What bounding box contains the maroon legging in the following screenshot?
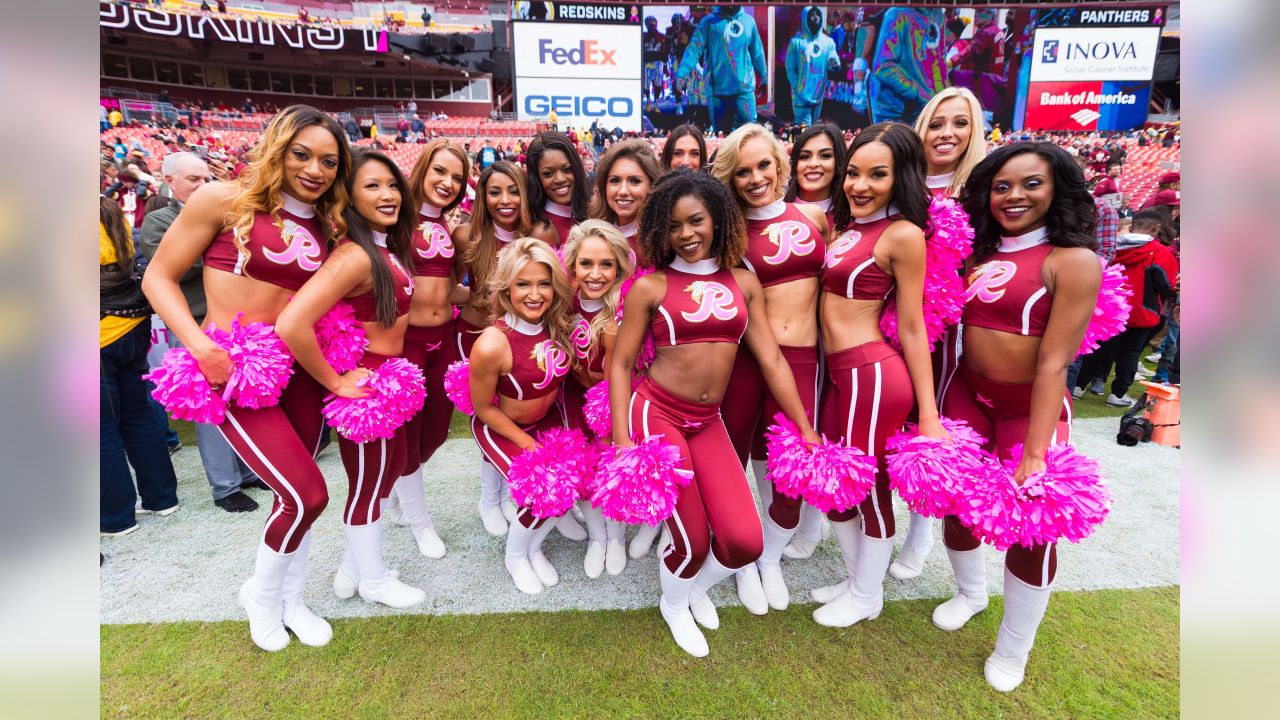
[940,363,1073,587]
[628,376,763,579]
[470,403,569,530]
[399,322,457,475]
[455,314,485,360]
[218,364,328,554]
[818,341,915,538]
[719,345,820,530]
[338,352,407,527]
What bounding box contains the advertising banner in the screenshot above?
[513,18,642,131]
[1030,27,1161,82]
[100,1,387,53]
[1023,80,1151,131]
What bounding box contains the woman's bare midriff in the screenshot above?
[820,293,887,353]
[646,343,739,405]
[361,315,410,357]
[960,326,1043,383]
[202,267,294,329]
[498,393,561,426]
[762,277,820,347]
[408,275,454,328]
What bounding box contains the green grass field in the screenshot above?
[101,586,1178,719]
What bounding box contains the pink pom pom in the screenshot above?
[145,348,226,424]
[323,358,426,443]
[1077,260,1133,358]
[886,418,990,519]
[313,301,367,374]
[591,436,691,526]
[880,197,973,351]
[443,360,475,415]
[955,443,1112,551]
[583,381,612,438]
[219,317,293,409]
[507,427,597,518]
[763,414,876,513]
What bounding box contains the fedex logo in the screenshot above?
[538,39,617,66]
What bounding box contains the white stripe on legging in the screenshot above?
[363,438,388,525]
[481,423,513,469]
[345,439,367,526]
[866,363,885,536]
[222,409,304,553]
[1041,543,1053,587]
[844,367,859,449]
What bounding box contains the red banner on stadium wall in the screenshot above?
[1024,80,1151,131]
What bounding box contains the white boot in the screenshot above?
[395,467,447,558]
[504,520,544,595]
[604,519,627,576]
[529,520,560,587]
[381,493,407,527]
[280,531,332,647]
[785,503,825,559]
[346,523,426,609]
[689,552,740,631]
[812,518,860,603]
[239,542,292,652]
[750,458,772,511]
[629,523,661,559]
[659,562,708,657]
[582,504,607,579]
[554,513,588,542]
[889,512,935,580]
[757,515,795,611]
[333,556,398,599]
[933,547,990,631]
[985,569,1053,692]
[478,463,509,535]
[735,563,769,615]
[498,479,519,524]
[813,533,893,628]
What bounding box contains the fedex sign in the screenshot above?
[539,39,617,66]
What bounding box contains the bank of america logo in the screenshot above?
[1071,109,1101,126]
[1041,40,1059,63]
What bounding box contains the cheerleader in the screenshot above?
[469,238,577,595]
[711,124,829,613]
[610,170,820,657]
[142,106,350,651]
[560,221,635,577]
[784,122,845,229]
[526,131,590,245]
[381,139,470,560]
[454,162,561,537]
[888,87,988,582]
[937,142,1100,692]
[660,123,707,173]
[276,150,425,609]
[586,138,667,561]
[810,122,947,628]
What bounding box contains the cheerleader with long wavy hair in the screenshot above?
[142,105,351,652]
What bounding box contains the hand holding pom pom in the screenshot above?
[764,414,876,514]
[886,417,990,519]
[591,436,691,526]
[322,357,425,443]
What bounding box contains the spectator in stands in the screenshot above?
[344,117,360,142]
[1074,210,1179,405]
[298,6,310,24]
[200,1,212,13]
[1092,162,1123,210]
[101,197,180,536]
[140,153,266,512]
[242,98,255,114]
[100,105,110,133]
[397,115,410,142]
[411,114,424,142]
[113,138,128,163]
[478,140,497,171]
[217,0,227,13]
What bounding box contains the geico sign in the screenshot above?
[524,95,634,117]
[538,39,617,66]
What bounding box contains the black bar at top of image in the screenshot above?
[509,2,640,25]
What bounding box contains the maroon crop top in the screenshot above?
[544,200,575,247]
[963,227,1053,337]
[570,294,607,374]
[203,194,328,292]
[411,203,455,278]
[793,196,834,233]
[495,313,571,400]
[820,206,899,301]
[341,232,415,322]
[742,200,824,287]
[651,258,748,348]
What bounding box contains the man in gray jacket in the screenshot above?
[141,152,265,513]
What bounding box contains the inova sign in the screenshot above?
[1030,27,1160,82]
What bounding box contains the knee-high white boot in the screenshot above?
[985,569,1053,692]
[735,562,769,616]
[581,503,607,579]
[395,466,446,558]
[932,546,989,631]
[889,512,935,580]
[239,542,293,652]
[478,462,508,536]
[629,522,661,559]
[529,518,560,587]
[812,530,893,628]
[785,502,826,559]
[750,458,772,511]
[604,518,627,576]
[346,523,426,609]
[504,520,544,595]
[554,509,588,541]
[280,530,332,647]
[811,518,860,603]
[756,515,795,611]
[659,562,708,657]
[688,552,742,630]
